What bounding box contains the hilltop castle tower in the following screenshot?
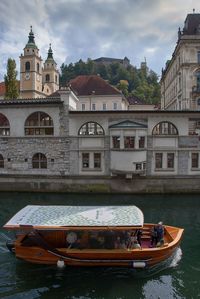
[20,27,59,98]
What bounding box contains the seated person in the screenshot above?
[132,240,141,249]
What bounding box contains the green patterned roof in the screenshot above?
[4,205,144,228]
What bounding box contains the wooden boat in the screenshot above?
[3,205,184,268]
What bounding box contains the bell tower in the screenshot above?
[42,44,59,95]
[20,26,43,98]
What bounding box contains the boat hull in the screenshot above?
[13,225,184,268]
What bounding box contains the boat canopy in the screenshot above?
[3,205,144,230]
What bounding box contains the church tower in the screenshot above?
[20,26,43,98]
[42,44,59,95]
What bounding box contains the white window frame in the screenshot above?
[102,103,107,111]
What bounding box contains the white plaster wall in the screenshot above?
[79,137,104,148]
[0,106,60,136]
[111,151,146,172]
[77,95,127,111]
[153,137,178,148]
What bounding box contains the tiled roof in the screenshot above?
[127,95,149,105]
[0,97,62,105]
[69,75,121,96]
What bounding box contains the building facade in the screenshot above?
[1,89,200,183]
[161,13,200,111]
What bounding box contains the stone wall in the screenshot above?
[0,174,200,193]
[0,137,70,175]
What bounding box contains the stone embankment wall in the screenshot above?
[0,175,200,193]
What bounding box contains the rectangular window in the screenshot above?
[192,153,199,168]
[136,163,142,170]
[92,103,96,111]
[167,153,174,168]
[155,153,163,169]
[198,51,200,64]
[103,103,106,110]
[113,103,117,110]
[0,158,4,168]
[139,136,145,148]
[112,136,120,149]
[82,104,85,111]
[94,153,101,168]
[124,136,135,149]
[82,153,89,168]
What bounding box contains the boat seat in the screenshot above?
[141,234,151,240]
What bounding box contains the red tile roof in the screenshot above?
[127,95,148,105]
[69,75,121,96]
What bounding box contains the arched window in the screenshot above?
[0,154,4,168]
[32,153,47,169]
[152,121,178,135]
[25,112,54,135]
[37,63,40,73]
[196,71,200,89]
[0,113,10,136]
[25,61,30,71]
[78,122,105,135]
[46,74,50,82]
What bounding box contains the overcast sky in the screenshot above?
[0,0,199,81]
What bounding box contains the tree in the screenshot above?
[4,58,19,99]
[117,80,129,97]
[59,58,161,104]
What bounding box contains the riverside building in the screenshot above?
[1,22,200,193]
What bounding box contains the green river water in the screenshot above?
[0,192,199,299]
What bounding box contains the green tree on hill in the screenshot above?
[60,58,161,104]
[4,58,19,99]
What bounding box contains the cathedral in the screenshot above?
[19,26,59,98]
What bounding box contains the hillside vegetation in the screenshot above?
[60,59,161,104]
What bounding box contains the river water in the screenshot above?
[0,192,199,299]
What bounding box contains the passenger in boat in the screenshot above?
[97,232,105,248]
[132,240,141,249]
[135,229,142,246]
[104,230,115,249]
[150,226,158,247]
[89,231,100,249]
[79,231,89,249]
[127,232,137,249]
[156,222,164,246]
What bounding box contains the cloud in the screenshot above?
[0,0,199,81]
